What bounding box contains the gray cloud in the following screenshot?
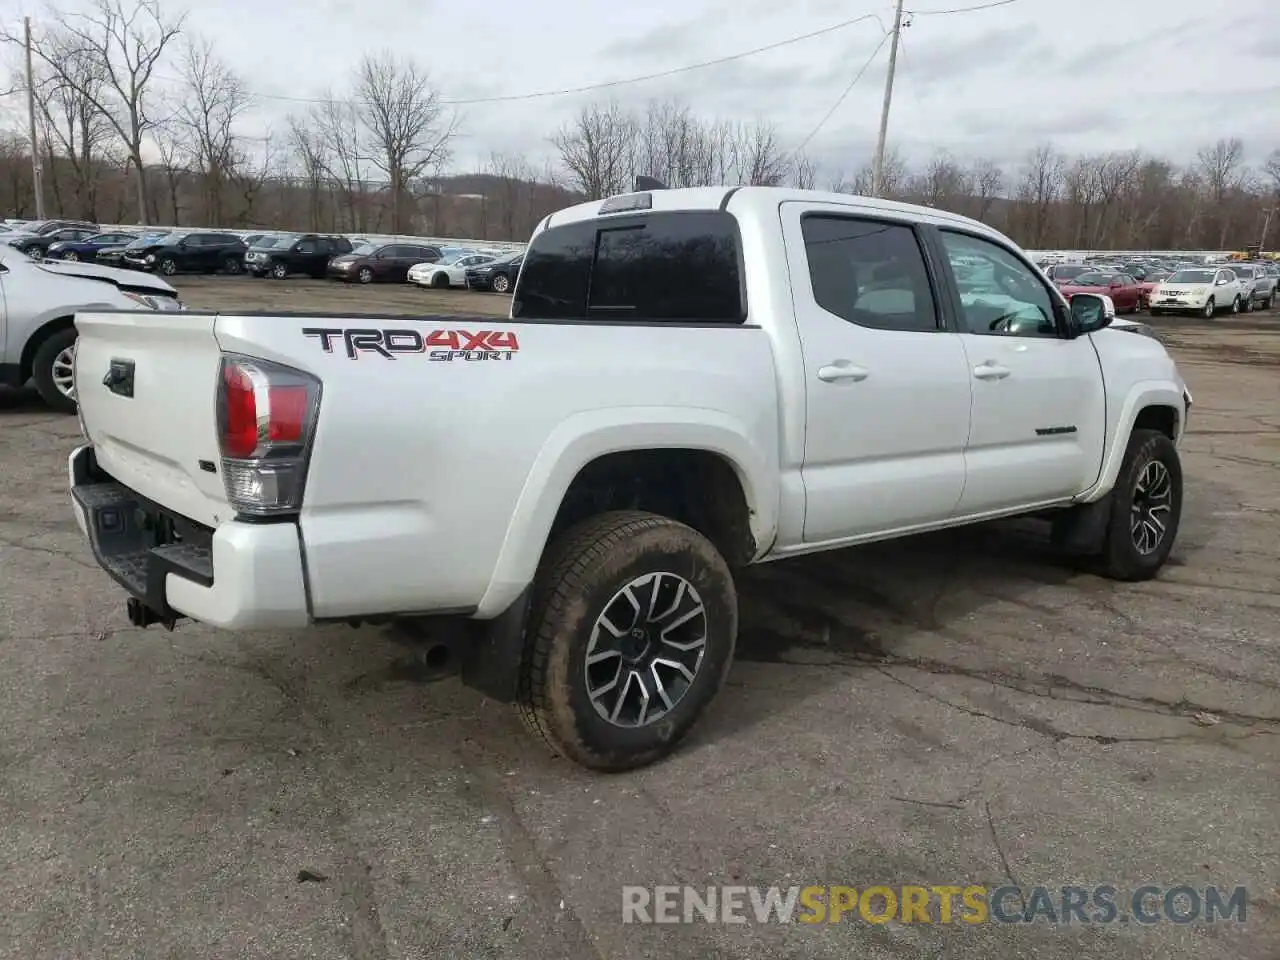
[42,0,1276,179]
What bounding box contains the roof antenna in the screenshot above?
[634,176,666,191]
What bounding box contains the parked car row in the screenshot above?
[12,224,525,296]
[1037,255,1279,317]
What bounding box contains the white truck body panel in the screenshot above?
[70,186,1190,631]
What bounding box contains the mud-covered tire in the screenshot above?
[1097,429,1182,581]
[31,326,79,414]
[516,510,738,772]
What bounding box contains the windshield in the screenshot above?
[1232,267,1253,278]
[437,251,466,265]
[1071,272,1113,286]
[1168,270,1214,283]
[127,233,168,248]
[1052,265,1089,279]
[253,235,296,249]
[347,243,376,256]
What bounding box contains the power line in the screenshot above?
[793,30,891,156]
[907,0,1019,15]
[5,13,885,108]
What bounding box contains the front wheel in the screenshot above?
[430,272,449,289]
[491,273,511,294]
[1202,297,1215,318]
[516,510,738,772]
[1149,308,1164,317]
[63,251,80,262]
[357,266,373,284]
[1097,429,1183,581]
[158,258,178,276]
[1231,295,1242,314]
[31,327,79,414]
[270,263,288,279]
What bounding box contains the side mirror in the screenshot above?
[1070,293,1115,334]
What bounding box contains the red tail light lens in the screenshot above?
[221,364,259,458]
[216,355,321,517]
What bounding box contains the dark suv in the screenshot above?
[326,242,442,283]
[246,233,354,278]
[123,231,248,276]
[465,252,524,293]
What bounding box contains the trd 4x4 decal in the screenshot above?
[302,327,519,361]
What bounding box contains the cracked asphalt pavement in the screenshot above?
[1,279,1277,959]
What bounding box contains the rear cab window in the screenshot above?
[513,210,745,323]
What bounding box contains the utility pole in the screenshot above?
[1259,205,1275,254]
[871,0,906,198]
[24,17,45,220]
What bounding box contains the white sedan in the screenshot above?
[408,253,496,289]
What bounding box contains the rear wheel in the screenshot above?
[222,256,242,275]
[516,510,738,772]
[31,327,79,414]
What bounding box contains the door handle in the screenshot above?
[973,362,1011,380]
[817,362,869,383]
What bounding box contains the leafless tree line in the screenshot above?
[1,0,1278,250]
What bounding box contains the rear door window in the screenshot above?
[514,210,745,322]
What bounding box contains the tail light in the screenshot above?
[216,354,322,518]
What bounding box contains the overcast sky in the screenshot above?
[9,0,1280,180]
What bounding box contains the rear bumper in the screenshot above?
[69,444,310,630]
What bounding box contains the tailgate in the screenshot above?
[74,311,231,528]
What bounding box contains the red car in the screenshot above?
[1057,270,1144,313]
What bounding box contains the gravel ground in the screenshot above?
[0,278,1277,960]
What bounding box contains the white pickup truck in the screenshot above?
[68,186,1192,771]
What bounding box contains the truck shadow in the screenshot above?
[0,387,48,413]
[690,474,1228,749]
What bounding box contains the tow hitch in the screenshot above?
[126,596,180,630]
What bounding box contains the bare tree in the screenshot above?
[287,115,331,231]
[150,117,188,223]
[311,96,371,231]
[1265,148,1280,196]
[553,102,635,200]
[969,158,1003,222]
[790,151,817,190]
[20,0,184,223]
[729,121,788,186]
[912,150,973,211]
[354,51,457,233]
[174,34,249,226]
[1014,143,1065,248]
[30,36,115,219]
